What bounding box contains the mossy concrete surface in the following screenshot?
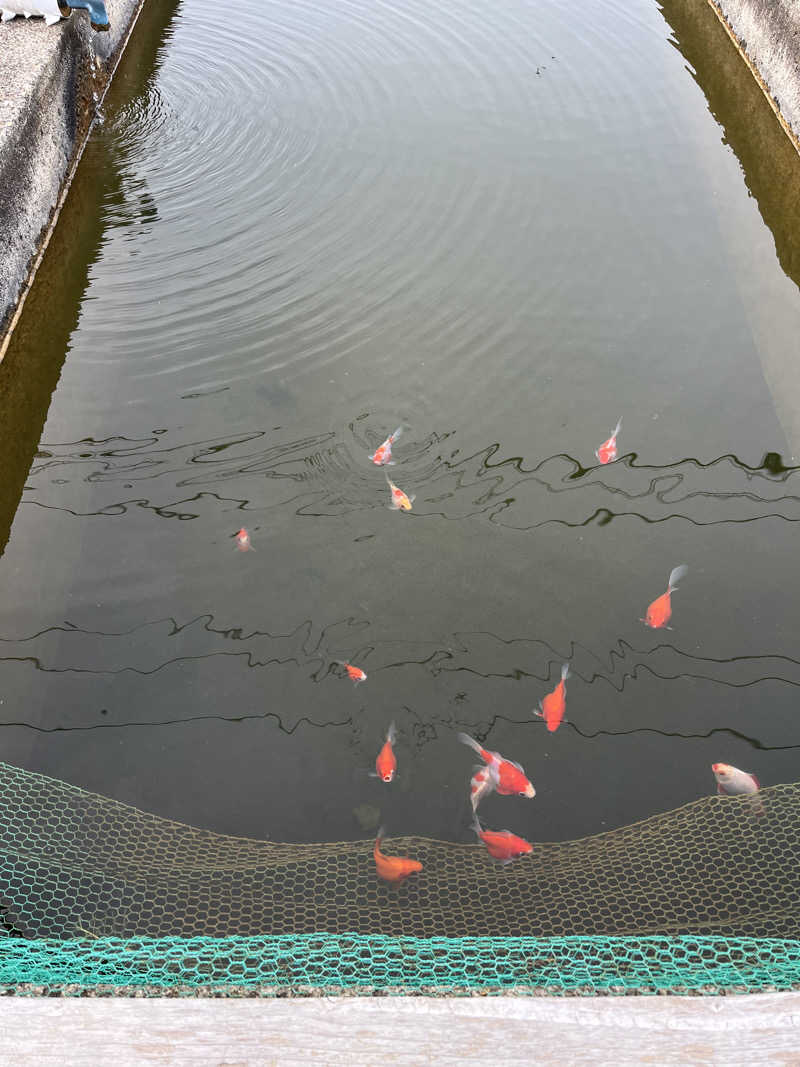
[0,0,142,342]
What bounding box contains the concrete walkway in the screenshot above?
[2,993,800,1065]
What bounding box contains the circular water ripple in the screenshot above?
[83,0,678,392]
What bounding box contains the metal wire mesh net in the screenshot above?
[0,763,797,994]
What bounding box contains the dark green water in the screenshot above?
[0,0,799,850]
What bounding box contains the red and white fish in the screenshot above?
[374,828,423,883]
[642,565,688,629]
[712,762,764,816]
[595,418,622,465]
[336,661,367,685]
[534,663,570,733]
[374,722,397,783]
[472,816,532,863]
[370,426,403,466]
[234,527,253,551]
[458,733,535,798]
[386,475,415,512]
[469,763,498,812]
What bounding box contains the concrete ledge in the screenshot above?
[0,0,143,343]
[2,993,800,1064]
[709,0,800,154]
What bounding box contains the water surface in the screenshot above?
[0,0,799,857]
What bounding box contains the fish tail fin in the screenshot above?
[390,426,404,442]
[375,826,385,846]
[387,721,396,744]
[668,564,688,592]
[457,732,481,756]
[471,814,483,837]
[561,663,570,682]
[613,417,622,437]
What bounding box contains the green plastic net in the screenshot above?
[0,763,797,995]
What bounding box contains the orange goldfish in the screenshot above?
[595,418,622,464]
[336,661,367,685]
[374,722,397,783]
[472,816,532,863]
[370,426,403,466]
[534,663,570,733]
[386,474,415,512]
[642,565,688,629]
[234,528,253,551]
[457,733,535,798]
[373,828,423,884]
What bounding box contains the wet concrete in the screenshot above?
[0,0,143,342]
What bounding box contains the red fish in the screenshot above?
[373,828,423,883]
[534,663,569,733]
[234,527,253,551]
[337,662,367,685]
[472,816,532,863]
[595,418,622,464]
[457,733,535,798]
[374,722,397,783]
[642,565,688,629]
[370,426,403,466]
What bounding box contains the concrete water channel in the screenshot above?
[1,0,800,1059]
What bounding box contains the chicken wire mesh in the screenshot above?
[0,762,797,994]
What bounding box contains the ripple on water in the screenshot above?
[81,0,680,393]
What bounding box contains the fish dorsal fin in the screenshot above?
[508,759,525,772]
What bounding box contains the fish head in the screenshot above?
[712,763,731,782]
[382,770,395,783]
[399,498,412,511]
[515,842,533,857]
[521,782,536,798]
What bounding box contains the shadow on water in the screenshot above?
[659,0,800,292]
[0,0,184,560]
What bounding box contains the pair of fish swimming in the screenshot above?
[370,427,415,511]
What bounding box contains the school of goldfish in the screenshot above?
[236,422,766,883]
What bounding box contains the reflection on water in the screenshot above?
[0,0,799,865]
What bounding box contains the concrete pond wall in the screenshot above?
[708,0,800,152]
[0,0,142,345]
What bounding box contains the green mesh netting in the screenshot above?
[0,763,797,994]
[1,934,799,995]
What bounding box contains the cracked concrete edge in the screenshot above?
[707,0,800,157]
[0,0,144,352]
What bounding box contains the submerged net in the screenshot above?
[0,762,797,994]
